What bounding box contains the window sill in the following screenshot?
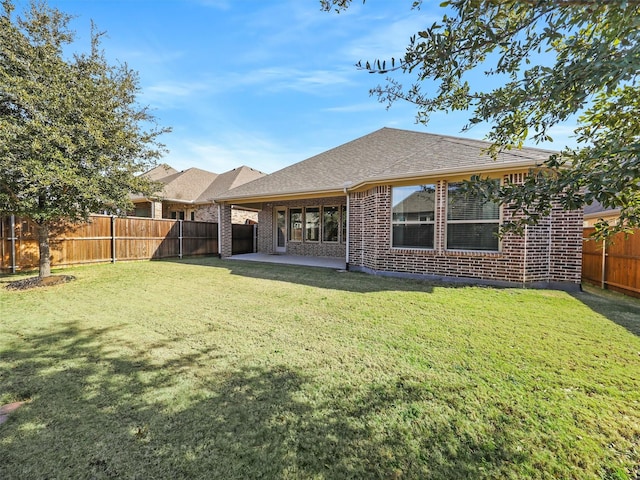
[391,247,436,253]
[444,249,502,257]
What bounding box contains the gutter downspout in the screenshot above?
[522,224,528,288]
[343,182,352,270]
[217,203,222,258]
[547,220,553,285]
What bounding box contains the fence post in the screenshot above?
[179,219,183,259]
[601,238,606,290]
[111,215,117,263]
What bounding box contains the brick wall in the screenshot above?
[348,182,583,287]
[257,197,347,258]
[193,204,258,224]
[257,204,274,254]
[219,204,233,257]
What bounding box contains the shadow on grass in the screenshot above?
[573,286,640,337]
[168,258,640,340]
[0,322,529,479]
[162,256,485,294]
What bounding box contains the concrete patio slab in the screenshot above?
[227,253,346,270]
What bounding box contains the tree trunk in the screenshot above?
[38,222,51,278]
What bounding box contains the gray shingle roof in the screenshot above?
[143,164,179,181]
[584,200,620,218]
[215,127,556,202]
[196,166,266,203]
[133,165,265,204]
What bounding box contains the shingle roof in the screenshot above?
[215,127,556,202]
[584,200,620,218]
[133,165,265,204]
[196,166,266,203]
[159,168,219,202]
[143,164,179,182]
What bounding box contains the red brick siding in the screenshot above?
[194,204,258,224]
[257,204,275,254]
[218,204,233,257]
[348,182,582,286]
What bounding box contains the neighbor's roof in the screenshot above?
[133,165,265,204]
[195,166,266,203]
[584,200,620,219]
[215,127,555,203]
[159,167,219,202]
[142,164,179,182]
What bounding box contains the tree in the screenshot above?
[322,0,640,238]
[0,0,169,278]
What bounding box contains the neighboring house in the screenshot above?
[131,164,265,224]
[583,200,620,227]
[215,127,583,290]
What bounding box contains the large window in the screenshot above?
[392,185,436,249]
[288,205,346,243]
[305,207,320,242]
[447,182,500,251]
[323,206,339,242]
[289,208,303,241]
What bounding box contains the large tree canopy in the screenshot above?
[0,0,169,277]
[322,0,640,237]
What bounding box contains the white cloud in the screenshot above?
[139,81,213,108]
[164,133,315,174]
[238,66,355,94]
[344,14,436,63]
[322,102,384,113]
[192,0,231,9]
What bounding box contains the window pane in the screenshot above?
[341,205,347,243]
[323,206,339,242]
[392,185,436,222]
[276,210,286,247]
[447,182,499,221]
[305,207,320,242]
[447,223,499,251]
[393,224,434,249]
[289,208,302,241]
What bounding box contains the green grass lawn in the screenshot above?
[1,257,639,480]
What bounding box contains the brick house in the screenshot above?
[215,128,582,290]
[131,164,265,223]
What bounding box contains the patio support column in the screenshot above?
[151,201,163,219]
[219,203,233,257]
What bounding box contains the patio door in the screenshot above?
[275,207,286,253]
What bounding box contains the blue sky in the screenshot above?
[25,0,578,174]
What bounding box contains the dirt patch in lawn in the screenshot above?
[5,275,76,291]
[0,401,28,425]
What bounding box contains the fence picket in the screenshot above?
[0,215,218,273]
[582,227,640,298]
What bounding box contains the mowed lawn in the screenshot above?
[1,258,639,480]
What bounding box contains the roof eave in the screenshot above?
[583,209,621,220]
[216,187,346,204]
[215,160,542,204]
[349,160,541,191]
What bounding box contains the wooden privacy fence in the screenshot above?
[0,215,218,273]
[582,227,640,298]
[232,224,256,255]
